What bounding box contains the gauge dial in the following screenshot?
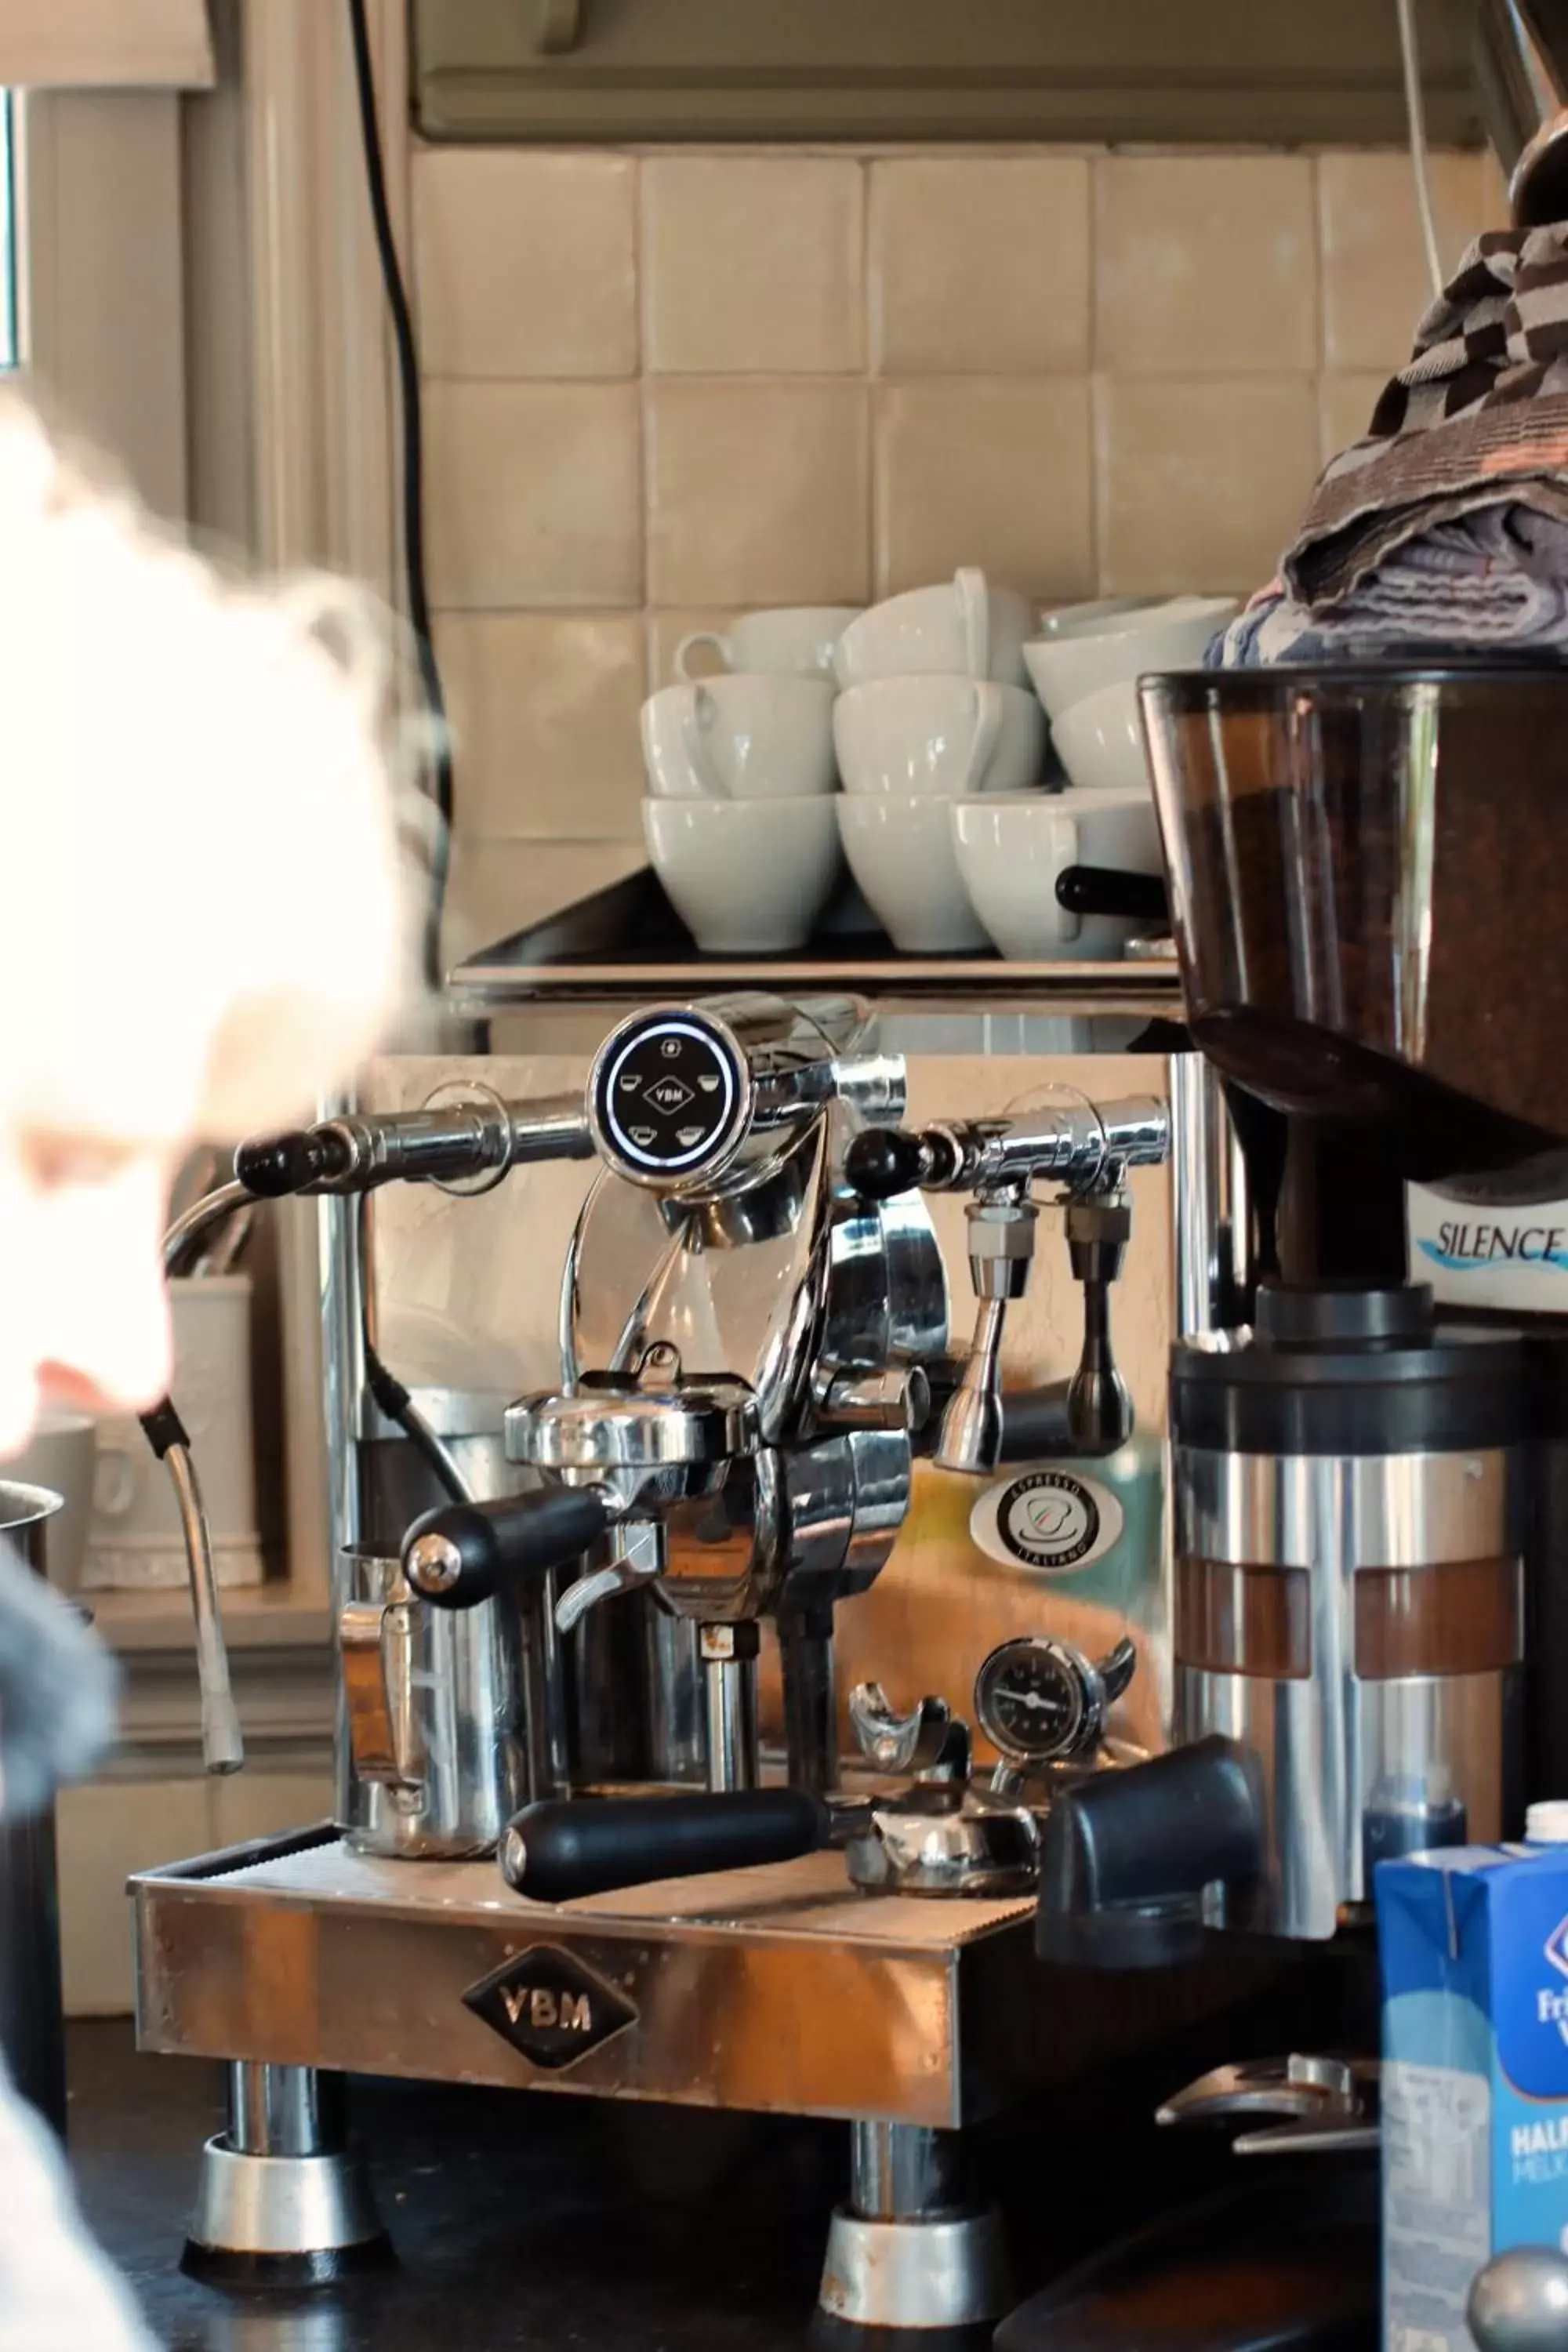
[975,1637,1091,1766]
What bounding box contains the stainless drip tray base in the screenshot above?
[132,1826,1255,2127]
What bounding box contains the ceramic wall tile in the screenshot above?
[647,379,870,605]
[875,377,1094,600]
[1319,151,1487,372]
[440,837,646,971]
[643,156,863,375]
[1096,154,1317,375]
[1100,375,1319,597]
[425,379,642,609]
[1319,370,1388,465]
[869,157,1091,374]
[436,612,646,840]
[413,148,637,379]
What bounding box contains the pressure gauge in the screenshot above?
[973,1634,1136,1768]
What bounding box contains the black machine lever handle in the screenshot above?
[1036,1736,1265,1969]
[402,1490,612,1610]
[1054,863,1169,924]
[500,1789,831,1902]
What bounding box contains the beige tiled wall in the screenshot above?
[415,141,1503,943]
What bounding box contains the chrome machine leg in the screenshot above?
[818,2122,1012,2334]
[182,2062,389,2284]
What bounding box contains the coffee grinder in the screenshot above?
[991,665,1568,2350]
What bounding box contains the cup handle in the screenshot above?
[956,567,989,681]
[674,630,732,682]
[964,681,1006,795]
[92,1440,137,1519]
[1048,810,1082,942]
[677,682,729,800]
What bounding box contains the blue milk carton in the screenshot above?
[1377,1841,1568,2352]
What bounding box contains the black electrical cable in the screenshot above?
[347,0,452,989]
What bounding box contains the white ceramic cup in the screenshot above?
[833,568,1033,690]
[834,677,1045,799]
[953,786,1163,961]
[837,794,990,954]
[2,1411,96,1592]
[644,794,842,953]
[1050,680,1159,794]
[1033,595,1162,639]
[674,606,861,682]
[1022,596,1238,722]
[641,673,837,803]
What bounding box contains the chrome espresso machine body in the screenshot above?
[130,970,1252,2331]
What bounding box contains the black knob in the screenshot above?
[233,1128,352,1197]
[844,1127,927,1201]
[404,1489,612,1610]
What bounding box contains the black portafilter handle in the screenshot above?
[500,1788,831,1902]
[1054,864,1170,923]
[402,1489,612,1610]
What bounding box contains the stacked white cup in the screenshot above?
[953,593,1236,962]
[638,606,858,953]
[832,568,1044,953]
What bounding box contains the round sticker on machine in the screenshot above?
[970,1468,1123,1574]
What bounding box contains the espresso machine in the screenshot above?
[132,974,1250,2333]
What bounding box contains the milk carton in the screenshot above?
[1377,1835,1568,2352]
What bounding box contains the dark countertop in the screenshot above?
[64,1955,1366,2352]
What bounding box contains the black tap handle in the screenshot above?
[500,1789,831,1902]
[844,1127,931,1202]
[996,1382,1073,1461]
[1054,865,1169,923]
[234,1127,354,1197]
[403,1490,612,1610]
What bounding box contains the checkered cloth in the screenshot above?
[1217,222,1568,666]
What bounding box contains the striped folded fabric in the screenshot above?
[1217,222,1568,666]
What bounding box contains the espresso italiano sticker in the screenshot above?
[970,1468,1123,1575]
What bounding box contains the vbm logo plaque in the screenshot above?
[463,1945,637,2071]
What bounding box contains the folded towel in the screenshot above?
[1218,222,1568,666]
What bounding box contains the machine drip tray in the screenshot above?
[131,1828,1255,2129]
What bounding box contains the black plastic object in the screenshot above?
[995,2168,1377,2352]
[1055,863,1170,923]
[844,1126,930,1202]
[1363,1791,1468,1878]
[1036,1737,1265,1969]
[1172,1281,1525,1457]
[233,1127,354,1197]
[500,1788,830,1901]
[996,1383,1073,1460]
[403,1490,612,1609]
[138,1398,191,1462]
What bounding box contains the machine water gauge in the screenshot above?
[973,1634,1135,1768]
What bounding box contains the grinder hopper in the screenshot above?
[1138,666,1568,1183]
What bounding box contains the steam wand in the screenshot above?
[148,1087,599,1774]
